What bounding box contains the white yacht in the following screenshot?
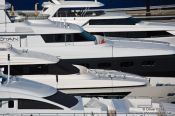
[1,69,174,116]
[2,1,175,77]
[42,0,175,39]
[9,35,175,77]
[1,43,174,101]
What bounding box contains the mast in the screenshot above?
[7,54,10,83]
[146,0,151,16]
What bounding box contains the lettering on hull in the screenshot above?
[0,37,19,42]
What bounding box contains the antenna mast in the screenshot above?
[7,54,10,83]
[5,9,7,32]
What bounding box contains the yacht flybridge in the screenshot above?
[42,0,175,39]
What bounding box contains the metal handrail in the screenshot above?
[107,37,170,45]
[0,112,166,116]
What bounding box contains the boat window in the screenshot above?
[42,34,69,43]
[156,83,163,86]
[142,61,155,67]
[167,93,175,96]
[18,99,63,109]
[101,31,173,38]
[89,18,140,25]
[0,76,7,84]
[43,8,48,12]
[0,101,2,108]
[42,33,93,43]
[54,8,104,17]
[45,91,78,108]
[8,101,14,108]
[98,62,111,69]
[120,62,134,67]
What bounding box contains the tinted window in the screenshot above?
[45,91,78,108]
[98,62,111,68]
[42,33,92,43]
[120,62,134,67]
[54,8,104,17]
[89,18,139,25]
[167,93,175,96]
[142,61,155,67]
[8,101,14,108]
[18,99,62,109]
[0,101,2,108]
[99,31,173,38]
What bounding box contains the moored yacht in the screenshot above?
[41,0,175,39]
[0,68,174,116]
[2,1,175,77]
[10,35,175,77]
[1,42,175,101]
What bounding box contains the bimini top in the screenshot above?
[43,0,104,8]
[0,42,59,65]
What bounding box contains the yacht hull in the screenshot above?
[1,54,175,77]
[60,54,175,77]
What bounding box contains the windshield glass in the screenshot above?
[0,75,7,84]
[54,8,104,17]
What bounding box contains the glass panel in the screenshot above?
[8,101,14,108]
[0,101,2,108]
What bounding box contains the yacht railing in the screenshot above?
[106,37,170,45]
[13,11,49,22]
[0,112,166,116]
[88,69,144,81]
